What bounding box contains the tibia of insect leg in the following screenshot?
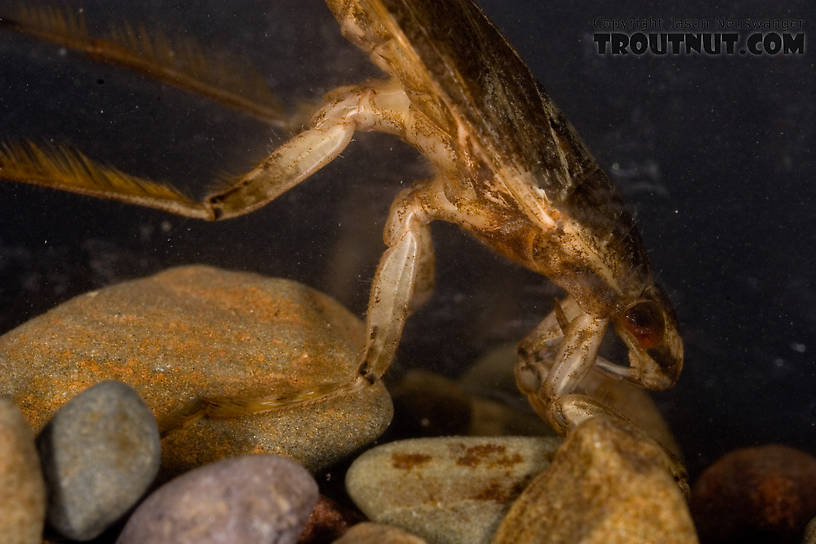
[357,185,435,383]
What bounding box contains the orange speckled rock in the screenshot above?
[0,265,392,474]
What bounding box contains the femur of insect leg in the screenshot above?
[203,79,413,221]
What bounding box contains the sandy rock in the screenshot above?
[333,523,428,543]
[117,455,317,544]
[493,416,697,544]
[692,444,816,543]
[0,265,392,474]
[0,398,46,544]
[346,435,561,544]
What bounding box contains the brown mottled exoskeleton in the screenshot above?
[0,0,682,436]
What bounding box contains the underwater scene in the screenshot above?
[0,0,813,542]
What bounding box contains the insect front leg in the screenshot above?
[515,298,620,433]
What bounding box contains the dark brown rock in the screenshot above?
[297,495,363,543]
[691,444,816,543]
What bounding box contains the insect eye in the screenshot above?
[622,301,665,349]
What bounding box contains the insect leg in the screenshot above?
[204,79,412,220]
[175,182,436,427]
[357,183,435,382]
[516,300,617,433]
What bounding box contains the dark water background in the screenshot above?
[0,0,814,481]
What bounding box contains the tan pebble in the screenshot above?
[493,416,697,544]
[346,435,561,544]
[0,265,392,475]
[0,399,46,544]
[332,522,428,543]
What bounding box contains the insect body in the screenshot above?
[0,0,682,434]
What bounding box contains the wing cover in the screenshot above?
[367,0,650,277]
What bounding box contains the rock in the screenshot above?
[467,396,554,437]
[493,417,697,544]
[390,370,472,437]
[458,342,523,400]
[36,381,160,541]
[333,523,428,543]
[391,369,552,439]
[117,455,318,544]
[805,516,816,544]
[0,399,46,544]
[298,495,363,543]
[346,436,561,544]
[0,265,392,474]
[691,444,816,543]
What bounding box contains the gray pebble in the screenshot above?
[37,381,160,541]
[117,455,319,544]
[0,398,46,544]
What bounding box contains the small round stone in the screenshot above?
[36,381,160,541]
[0,399,46,544]
[117,455,318,544]
[691,444,816,543]
[298,495,363,544]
